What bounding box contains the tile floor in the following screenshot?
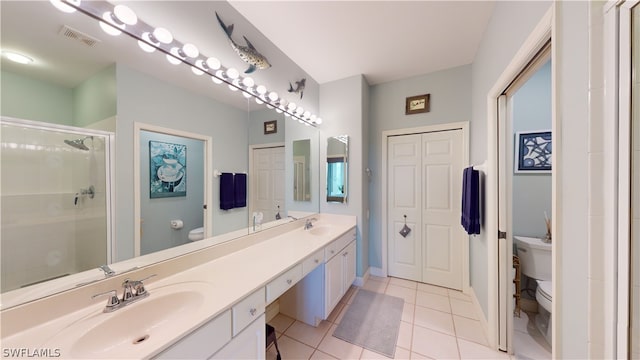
[266,276,520,359]
[512,311,551,360]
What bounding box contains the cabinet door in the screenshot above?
[325,253,343,317]
[212,314,265,360]
[342,241,357,293]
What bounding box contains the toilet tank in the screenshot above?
[514,236,551,281]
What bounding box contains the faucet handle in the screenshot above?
[121,279,135,301]
[92,289,120,311]
[132,274,157,296]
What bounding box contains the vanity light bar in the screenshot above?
[55,0,322,126]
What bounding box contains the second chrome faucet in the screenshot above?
[92,274,156,313]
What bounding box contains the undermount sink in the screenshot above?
[308,225,334,236]
[46,281,213,359]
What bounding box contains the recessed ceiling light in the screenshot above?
[4,51,33,65]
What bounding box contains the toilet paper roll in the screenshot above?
[170,220,183,229]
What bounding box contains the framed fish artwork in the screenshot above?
[515,130,552,173]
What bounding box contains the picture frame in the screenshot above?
[264,120,277,134]
[149,140,187,198]
[405,94,430,115]
[515,130,552,173]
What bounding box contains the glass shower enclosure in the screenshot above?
[1,117,114,293]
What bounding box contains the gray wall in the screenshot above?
[115,64,248,261]
[139,131,204,255]
[73,65,117,127]
[249,108,285,145]
[368,64,472,272]
[512,60,552,237]
[470,0,552,320]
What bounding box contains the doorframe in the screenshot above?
[380,121,470,291]
[486,6,553,352]
[133,122,213,257]
[248,142,285,222]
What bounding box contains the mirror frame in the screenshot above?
[326,135,349,203]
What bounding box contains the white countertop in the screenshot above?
[0,213,356,359]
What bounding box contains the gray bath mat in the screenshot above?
[332,289,404,358]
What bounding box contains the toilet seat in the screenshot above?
[536,280,552,312]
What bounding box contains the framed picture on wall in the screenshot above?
[149,140,187,198]
[515,130,552,173]
[405,94,430,115]
[264,120,277,134]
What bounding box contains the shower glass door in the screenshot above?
[0,118,113,293]
[631,5,640,357]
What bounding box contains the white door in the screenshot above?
[388,130,465,289]
[388,134,422,281]
[251,146,285,222]
[421,130,464,289]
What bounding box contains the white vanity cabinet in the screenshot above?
[212,314,265,360]
[155,310,232,359]
[325,237,356,317]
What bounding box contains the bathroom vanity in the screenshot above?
[0,214,356,359]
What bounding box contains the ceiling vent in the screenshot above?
[58,25,101,47]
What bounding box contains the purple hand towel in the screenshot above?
[461,167,480,235]
[234,173,247,208]
[220,172,234,210]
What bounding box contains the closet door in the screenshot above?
[251,146,285,222]
[388,134,422,281]
[421,130,463,290]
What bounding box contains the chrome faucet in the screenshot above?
[304,218,318,230]
[92,274,156,313]
[99,264,116,277]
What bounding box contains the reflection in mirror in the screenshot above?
[293,139,312,202]
[0,117,114,293]
[327,135,349,203]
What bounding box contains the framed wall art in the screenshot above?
[515,130,552,173]
[149,140,187,198]
[405,94,430,115]
[264,120,277,134]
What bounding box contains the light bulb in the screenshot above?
[138,32,156,53]
[242,77,254,87]
[212,72,224,84]
[228,79,240,91]
[310,115,317,122]
[266,104,274,109]
[226,68,239,79]
[303,111,311,118]
[4,52,33,64]
[255,97,264,105]
[296,107,304,115]
[182,43,199,58]
[268,92,278,102]
[50,0,80,13]
[315,118,323,125]
[287,102,296,111]
[99,12,123,36]
[256,85,267,95]
[242,91,252,98]
[206,57,221,70]
[153,27,173,44]
[191,66,204,76]
[113,5,137,25]
[166,47,182,65]
[275,108,283,113]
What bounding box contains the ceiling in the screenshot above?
[230,1,496,85]
[1,1,495,111]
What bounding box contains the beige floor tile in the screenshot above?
[318,324,364,359]
[512,329,551,359]
[386,284,417,304]
[453,315,488,346]
[402,302,415,324]
[410,352,435,359]
[417,282,449,296]
[368,275,390,284]
[457,338,510,359]
[450,298,479,320]
[389,277,418,289]
[414,306,455,336]
[396,321,414,350]
[513,313,529,334]
[268,313,296,334]
[360,346,410,359]
[310,349,339,359]
[416,291,451,313]
[267,335,315,360]
[363,279,388,293]
[411,325,460,359]
[285,320,332,348]
[448,289,472,302]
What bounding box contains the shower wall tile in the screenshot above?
[587,152,605,217]
[588,215,604,281]
[588,278,605,358]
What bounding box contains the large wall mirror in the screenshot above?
[0,1,320,310]
[327,135,349,203]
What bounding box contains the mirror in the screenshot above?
[327,135,349,203]
[293,139,312,202]
[0,1,321,310]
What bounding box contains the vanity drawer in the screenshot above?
[156,309,231,359]
[266,264,302,304]
[232,288,265,336]
[325,228,356,260]
[302,249,324,276]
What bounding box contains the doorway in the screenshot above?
[249,143,285,225]
[383,122,469,291]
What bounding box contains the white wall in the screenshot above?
[470,0,552,321]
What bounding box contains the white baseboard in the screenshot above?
[354,268,371,287]
[468,287,490,345]
[369,267,386,278]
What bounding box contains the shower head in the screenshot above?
[64,136,92,151]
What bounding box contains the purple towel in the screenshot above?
[461,167,480,235]
[220,172,234,210]
[234,173,247,208]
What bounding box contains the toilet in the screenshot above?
[188,227,204,241]
[514,235,552,346]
